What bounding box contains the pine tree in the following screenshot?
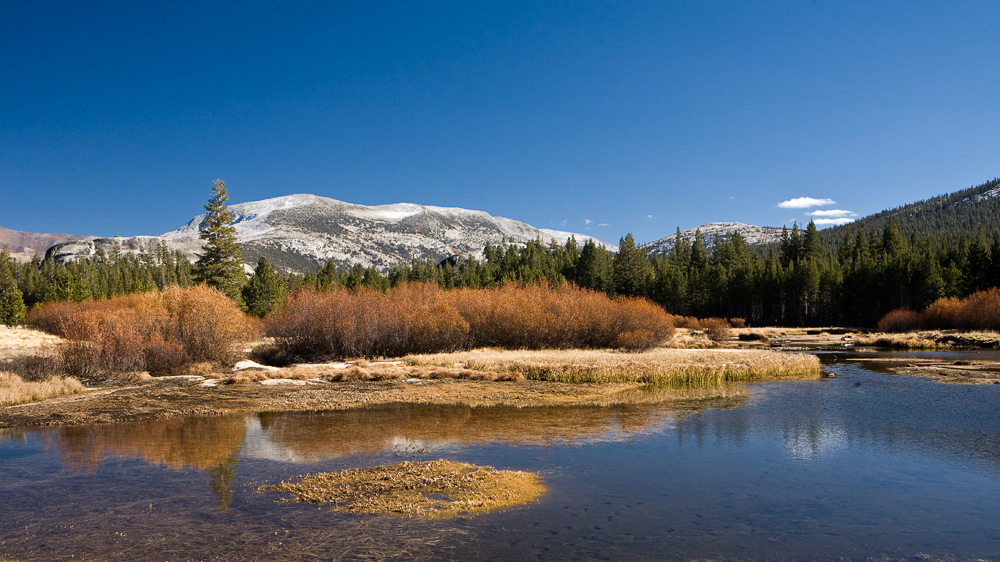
[613,233,652,297]
[242,257,288,318]
[0,248,27,326]
[193,179,247,305]
[576,240,614,295]
[802,221,823,262]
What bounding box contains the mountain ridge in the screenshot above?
[39,194,618,273]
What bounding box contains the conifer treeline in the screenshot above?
[284,219,1000,327]
[11,242,194,307]
[6,218,1000,328]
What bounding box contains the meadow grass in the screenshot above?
[405,347,821,384]
[0,371,86,407]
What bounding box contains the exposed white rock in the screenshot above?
[644,222,785,255]
[233,360,280,372]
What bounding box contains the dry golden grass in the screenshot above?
[857,330,1000,349]
[0,371,85,407]
[856,332,943,349]
[273,361,524,383]
[0,326,64,360]
[406,347,821,384]
[258,459,546,518]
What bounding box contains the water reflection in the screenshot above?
[45,415,247,472]
[40,416,247,509]
[672,363,1000,471]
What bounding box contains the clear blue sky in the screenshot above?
[2,1,998,244]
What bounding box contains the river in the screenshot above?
[1,350,999,561]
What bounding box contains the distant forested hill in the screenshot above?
[819,178,1000,248]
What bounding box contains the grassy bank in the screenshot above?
[405,348,821,384]
[856,330,1000,349]
[0,372,85,407]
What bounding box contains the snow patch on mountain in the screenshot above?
[645,222,784,255]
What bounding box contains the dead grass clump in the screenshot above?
[737,332,769,342]
[700,318,732,342]
[0,371,86,406]
[224,371,271,385]
[728,317,747,329]
[876,309,923,333]
[258,459,546,518]
[27,286,255,379]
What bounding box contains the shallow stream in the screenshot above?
[2,351,999,561]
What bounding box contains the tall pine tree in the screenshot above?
[193,180,247,306]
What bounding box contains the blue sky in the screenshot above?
[2,1,998,245]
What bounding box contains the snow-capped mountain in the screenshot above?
[644,222,785,255]
[45,194,615,272]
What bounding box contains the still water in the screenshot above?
[1,353,999,561]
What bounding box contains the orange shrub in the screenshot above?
[958,288,1000,331]
[389,283,469,354]
[449,284,673,350]
[263,282,675,360]
[921,297,962,329]
[28,286,254,377]
[674,316,702,330]
[700,318,732,342]
[876,309,923,333]
[264,282,469,360]
[728,318,747,329]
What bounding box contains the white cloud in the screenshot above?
[777,197,836,209]
[585,219,593,225]
[647,214,653,219]
[560,220,567,227]
[813,217,856,226]
[806,209,857,218]
[598,223,609,227]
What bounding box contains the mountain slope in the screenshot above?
[644,222,785,255]
[818,177,1000,247]
[45,194,615,272]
